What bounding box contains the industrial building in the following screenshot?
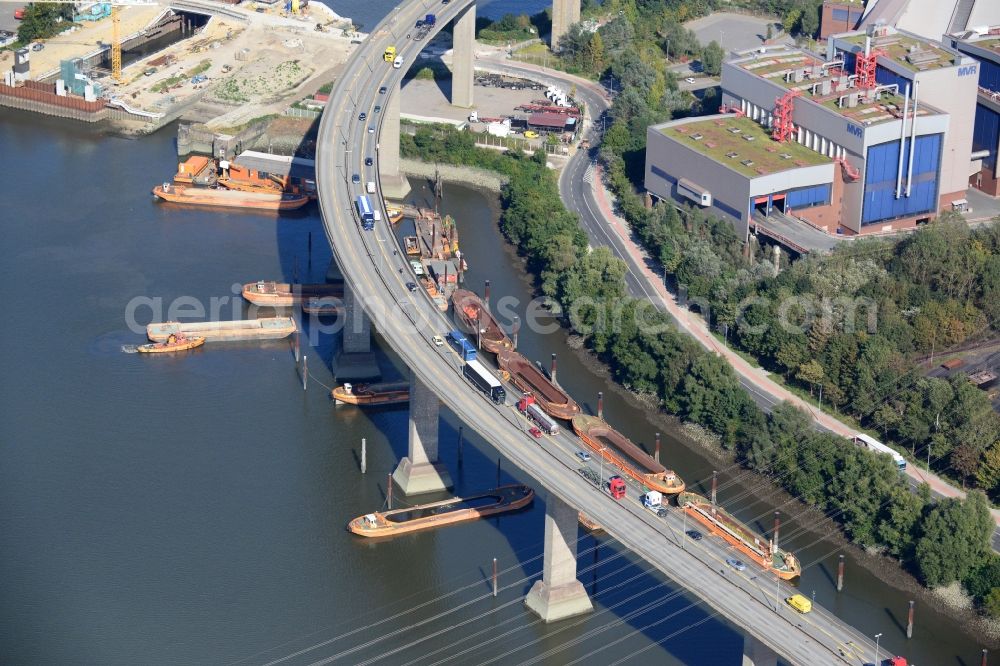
[645,23,980,247]
[857,0,998,43]
[946,26,1000,196]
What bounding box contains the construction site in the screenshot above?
[0,0,358,134]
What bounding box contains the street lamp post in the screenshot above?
[874,633,883,666]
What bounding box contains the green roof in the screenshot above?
[841,33,955,72]
[662,116,830,178]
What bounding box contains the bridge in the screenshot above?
[315,2,889,664]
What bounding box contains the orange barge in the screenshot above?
[497,349,580,420]
[332,382,409,406]
[348,485,534,537]
[571,415,685,495]
[678,491,801,580]
[451,289,512,355]
[242,281,344,308]
[152,183,310,211]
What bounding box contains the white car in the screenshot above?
[432,335,444,346]
[685,77,696,84]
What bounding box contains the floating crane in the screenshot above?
[0,0,158,82]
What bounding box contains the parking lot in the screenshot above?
[684,12,793,53]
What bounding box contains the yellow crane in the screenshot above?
[1,0,158,82]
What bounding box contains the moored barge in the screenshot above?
[571,414,685,495]
[678,491,801,580]
[242,281,344,308]
[152,183,310,211]
[497,349,580,420]
[332,382,409,406]
[146,317,296,342]
[348,485,534,537]
[451,289,512,354]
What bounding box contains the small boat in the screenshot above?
[137,336,205,353]
[572,415,685,495]
[404,236,421,256]
[146,317,296,342]
[451,289,513,355]
[152,182,310,211]
[242,281,343,307]
[497,349,580,420]
[332,381,409,406]
[348,485,534,537]
[678,491,801,580]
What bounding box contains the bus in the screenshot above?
[463,359,505,404]
[852,433,907,471]
[356,195,375,230]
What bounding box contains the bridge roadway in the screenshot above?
[316,2,884,663]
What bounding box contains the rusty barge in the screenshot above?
[242,281,344,308]
[678,491,801,580]
[348,485,534,538]
[332,382,409,406]
[152,183,310,211]
[571,415,685,495]
[496,349,580,420]
[451,289,512,355]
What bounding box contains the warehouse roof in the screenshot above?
[659,115,830,178]
[838,30,957,72]
[528,112,571,129]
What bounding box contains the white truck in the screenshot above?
[641,491,663,511]
[366,181,376,194]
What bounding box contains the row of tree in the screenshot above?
[400,124,997,611]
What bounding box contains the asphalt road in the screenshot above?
[313,2,887,664]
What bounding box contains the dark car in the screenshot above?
[656,507,669,518]
[405,281,417,292]
[351,173,361,184]
[685,530,703,541]
[358,112,367,121]
[365,157,374,166]
[379,86,387,94]
[374,105,382,113]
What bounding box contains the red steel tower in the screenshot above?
[771,89,801,143]
[854,48,883,89]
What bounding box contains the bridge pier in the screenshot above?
[450,2,475,108]
[525,494,593,622]
[551,0,581,50]
[742,635,779,666]
[392,375,453,495]
[335,283,380,380]
[378,80,411,199]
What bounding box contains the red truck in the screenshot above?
[605,475,626,500]
[14,7,26,19]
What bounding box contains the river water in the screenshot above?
[0,107,987,665]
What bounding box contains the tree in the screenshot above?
[977,442,1000,497]
[914,492,993,587]
[766,23,774,42]
[951,444,982,488]
[797,4,819,38]
[701,40,724,77]
[782,8,803,34]
[796,360,825,396]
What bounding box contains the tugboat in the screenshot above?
[348,485,534,537]
[572,414,685,495]
[137,334,205,353]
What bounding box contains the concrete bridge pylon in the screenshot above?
[742,634,779,666]
[525,494,593,622]
[393,374,453,495]
[451,2,476,108]
[551,0,581,50]
[378,80,411,199]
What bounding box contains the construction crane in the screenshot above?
[0,0,158,82]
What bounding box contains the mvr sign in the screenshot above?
[847,123,863,138]
[958,65,978,77]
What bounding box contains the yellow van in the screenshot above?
[383,46,396,62]
[786,594,812,614]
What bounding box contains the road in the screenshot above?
[314,2,888,664]
[471,52,1000,550]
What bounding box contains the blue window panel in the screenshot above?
[974,104,999,171]
[849,10,863,23]
[862,134,941,224]
[875,65,911,91]
[980,59,1000,94]
[786,183,831,208]
[831,8,849,21]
